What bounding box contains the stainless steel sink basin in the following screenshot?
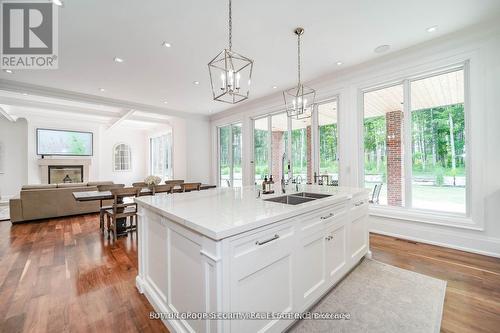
[264,195,316,205]
[291,192,332,199]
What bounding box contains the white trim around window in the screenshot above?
[113,143,132,172]
[358,59,480,230]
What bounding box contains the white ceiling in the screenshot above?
[0,0,498,116]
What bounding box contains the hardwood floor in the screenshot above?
[0,214,168,333]
[0,215,499,333]
[371,233,500,333]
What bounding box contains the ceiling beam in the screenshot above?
[107,109,136,131]
[0,79,208,120]
[0,106,16,122]
[0,95,120,118]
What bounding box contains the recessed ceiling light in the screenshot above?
[52,0,63,6]
[193,81,200,85]
[3,69,13,74]
[99,88,105,92]
[272,86,278,89]
[162,42,172,48]
[163,101,168,104]
[22,92,28,96]
[426,25,438,33]
[336,61,343,66]
[113,57,124,63]
[374,45,390,54]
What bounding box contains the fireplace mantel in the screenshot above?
[37,158,91,184]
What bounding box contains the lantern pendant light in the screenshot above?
[208,0,254,104]
[283,27,315,119]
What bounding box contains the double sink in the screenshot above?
[264,192,332,205]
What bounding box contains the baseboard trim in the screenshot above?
[370,229,500,258]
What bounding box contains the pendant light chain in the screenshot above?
[228,0,232,50]
[297,32,301,85]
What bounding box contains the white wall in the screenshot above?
[186,118,211,184]
[0,117,28,198]
[24,115,101,183]
[1,112,155,187]
[152,117,211,183]
[99,127,149,185]
[209,22,500,257]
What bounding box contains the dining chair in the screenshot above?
[369,183,383,204]
[132,182,148,188]
[180,182,201,192]
[153,184,173,194]
[165,179,184,186]
[96,184,125,233]
[104,187,141,241]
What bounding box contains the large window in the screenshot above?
[363,84,404,207]
[318,100,339,182]
[253,117,269,185]
[291,116,311,182]
[363,66,467,215]
[150,134,172,180]
[271,113,288,181]
[252,101,339,186]
[253,113,289,185]
[410,69,466,214]
[219,123,242,187]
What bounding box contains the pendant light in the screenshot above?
[208,0,254,104]
[283,27,315,119]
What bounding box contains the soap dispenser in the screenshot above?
[268,175,275,194]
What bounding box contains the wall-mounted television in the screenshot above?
[36,128,93,156]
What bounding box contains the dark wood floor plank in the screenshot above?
[0,216,168,333]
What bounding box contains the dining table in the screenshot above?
[72,184,217,236]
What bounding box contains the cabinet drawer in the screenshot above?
[351,199,368,220]
[297,202,348,238]
[231,222,295,277]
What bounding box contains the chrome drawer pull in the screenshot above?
[354,201,365,207]
[320,212,334,220]
[255,234,280,246]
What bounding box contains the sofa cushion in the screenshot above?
[57,183,88,188]
[87,181,114,186]
[22,184,57,190]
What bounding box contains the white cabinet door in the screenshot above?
[296,228,327,310]
[350,213,368,262]
[230,223,295,333]
[325,223,347,285]
[144,211,168,304]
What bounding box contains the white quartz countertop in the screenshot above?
[135,185,369,240]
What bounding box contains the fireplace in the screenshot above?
[48,165,84,184]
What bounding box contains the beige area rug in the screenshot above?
[287,259,446,333]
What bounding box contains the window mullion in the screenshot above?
[267,116,272,178]
[403,79,413,208]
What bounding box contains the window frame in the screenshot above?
[149,133,173,181]
[358,61,474,227]
[217,122,243,187]
[250,97,340,186]
[315,97,341,184]
[112,143,132,172]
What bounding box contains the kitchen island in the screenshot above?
[135,185,370,333]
